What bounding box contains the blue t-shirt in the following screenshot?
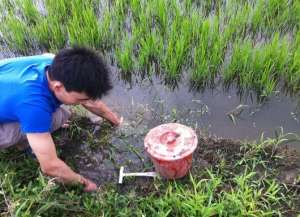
[0,55,61,133]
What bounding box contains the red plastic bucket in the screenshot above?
[144,123,198,179]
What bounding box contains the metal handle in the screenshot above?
[124,172,157,177]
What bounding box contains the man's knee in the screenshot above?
[0,107,71,148]
[51,107,71,132]
[0,122,25,149]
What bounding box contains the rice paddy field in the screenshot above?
[1,0,300,216]
[0,0,299,95]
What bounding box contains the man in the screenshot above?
[0,47,122,192]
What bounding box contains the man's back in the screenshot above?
[0,55,61,133]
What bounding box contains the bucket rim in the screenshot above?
[144,123,198,161]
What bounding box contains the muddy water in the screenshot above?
[104,69,300,142]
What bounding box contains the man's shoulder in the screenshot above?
[0,54,54,67]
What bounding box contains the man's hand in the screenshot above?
[81,100,122,126]
[117,116,124,127]
[79,175,98,192]
[27,133,97,191]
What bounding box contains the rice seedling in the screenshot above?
[192,17,224,87]
[97,10,114,50]
[150,0,168,35]
[0,0,15,11]
[137,30,163,71]
[111,0,129,38]
[115,33,135,73]
[250,0,294,34]
[162,16,192,82]
[182,0,192,15]
[33,16,66,51]
[222,0,251,43]
[129,0,142,21]
[290,0,300,29]
[224,33,289,97]
[131,2,152,40]
[19,0,40,26]
[249,0,264,34]
[0,14,30,54]
[223,39,252,86]
[285,31,300,93]
[44,0,72,24]
[263,0,290,32]
[67,0,101,48]
[159,1,200,82]
[256,33,289,96]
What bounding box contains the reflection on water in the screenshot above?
[104,68,300,142]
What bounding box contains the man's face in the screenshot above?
[52,84,90,105]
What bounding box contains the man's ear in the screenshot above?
[52,81,64,92]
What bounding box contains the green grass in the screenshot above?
[192,16,225,87]
[67,0,101,48]
[32,16,66,51]
[19,0,40,26]
[115,33,136,74]
[285,30,300,93]
[137,30,163,71]
[224,33,289,97]
[0,0,300,96]
[0,14,30,54]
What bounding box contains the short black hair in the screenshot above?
[48,47,112,99]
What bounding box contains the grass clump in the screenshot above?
[224,33,289,97]
[115,33,136,74]
[137,30,163,71]
[33,16,66,52]
[0,15,30,54]
[192,16,225,88]
[285,31,300,93]
[19,0,40,26]
[67,0,101,48]
[162,16,193,82]
[222,0,251,42]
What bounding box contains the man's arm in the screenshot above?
[26,133,97,192]
[82,100,122,126]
